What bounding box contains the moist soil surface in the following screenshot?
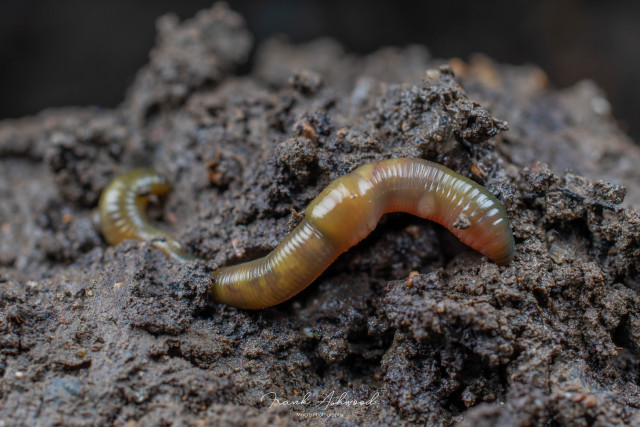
[2,4,640,426]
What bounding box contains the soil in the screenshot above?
[2,3,640,426]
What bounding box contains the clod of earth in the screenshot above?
[1,3,640,425]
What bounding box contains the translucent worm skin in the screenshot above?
[99,159,515,310]
[98,169,195,262]
[213,158,514,308]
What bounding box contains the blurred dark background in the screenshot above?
[1,0,638,141]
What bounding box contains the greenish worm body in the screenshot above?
[98,168,195,262]
[99,158,515,309]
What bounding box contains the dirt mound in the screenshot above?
[1,3,639,425]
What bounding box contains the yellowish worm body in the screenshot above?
[98,168,195,262]
[99,158,515,309]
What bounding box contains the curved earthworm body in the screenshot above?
[99,158,514,309]
[98,168,195,262]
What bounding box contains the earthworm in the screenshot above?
[98,168,195,262]
[99,158,514,309]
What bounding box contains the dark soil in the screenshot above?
[2,3,640,425]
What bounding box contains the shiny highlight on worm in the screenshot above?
[99,158,514,309]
